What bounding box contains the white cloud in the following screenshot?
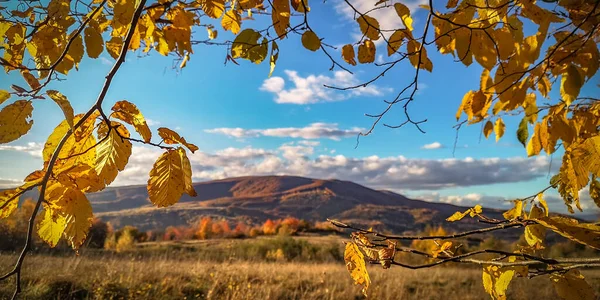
[260,70,391,104]
[113,145,552,192]
[334,0,428,43]
[0,142,43,158]
[0,178,23,189]
[421,142,444,150]
[99,56,113,66]
[146,119,161,126]
[205,122,363,140]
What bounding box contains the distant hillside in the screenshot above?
[30,175,514,234]
[18,175,524,238]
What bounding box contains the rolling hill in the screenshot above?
[55,175,511,236]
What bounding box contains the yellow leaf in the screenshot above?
[472,30,497,70]
[207,27,218,40]
[112,0,136,36]
[57,188,94,250]
[0,188,21,218]
[407,40,433,72]
[301,31,321,52]
[269,41,279,77]
[148,149,186,207]
[344,241,370,297]
[446,0,458,8]
[37,204,67,248]
[43,113,98,169]
[95,122,132,185]
[357,39,376,64]
[231,29,268,64]
[47,90,75,130]
[357,15,380,41]
[201,0,225,18]
[177,147,197,197]
[524,204,545,247]
[526,123,542,157]
[494,118,505,142]
[84,22,104,59]
[0,100,34,144]
[341,44,356,66]
[455,28,473,66]
[21,70,41,90]
[291,0,310,13]
[534,216,600,250]
[550,270,596,300]
[483,120,493,139]
[157,127,198,153]
[560,64,583,105]
[271,0,290,38]
[446,204,482,221]
[492,26,514,61]
[106,36,123,60]
[111,100,152,143]
[503,200,523,220]
[68,34,84,68]
[221,10,241,35]
[574,136,600,177]
[394,3,413,31]
[387,29,406,56]
[482,265,515,300]
[0,90,10,105]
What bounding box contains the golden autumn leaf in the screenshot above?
[446,204,482,221]
[503,200,523,220]
[574,136,600,177]
[47,90,75,130]
[0,188,21,218]
[269,41,279,77]
[207,27,218,40]
[482,265,515,300]
[291,0,309,13]
[231,29,268,64]
[177,147,197,197]
[394,3,413,31]
[0,100,34,144]
[301,31,321,52]
[550,270,596,300]
[111,100,152,143]
[560,64,583,105]
[357,15,380,41]
[221,10,241,35]
[407,40,433,72]
[534,216,600,250]
[95,122,132,186]
[271,0,290,38]
[56,187,94,249]
[387,29,406,56]
[341,44,356,66]
[21,70,41,90]
[590,177,600,209]
[357,39,375,64]
[524,204,546,247]
[106,36,123,60]
[37,204,67,248]
[43,113,98,168]
[148,149,187,207]
[201,0,225,19]
[84,22,104,59]
[471,30,497,71]
[494,118,505,142]
[526,123,542,157]
[483,120,493,139]
[344,241,370,297]
[157,127,198,153]
[0,90,10,105]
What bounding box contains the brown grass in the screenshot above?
[1,238,599,299]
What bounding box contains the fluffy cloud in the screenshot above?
[205,123,363,140]
[260,70,390,104]
[0,142,43,158]
[416,192,508,206]
[110,144,552,192]
[0,178,24,189]
[421,142,444,150]
[335,0,428,43]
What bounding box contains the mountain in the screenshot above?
[64,175,510,235]
[18,175,521,237]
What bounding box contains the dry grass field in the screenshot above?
[1,236,599,299]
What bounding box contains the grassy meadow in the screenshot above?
[1,235,600,299]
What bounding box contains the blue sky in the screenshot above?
[1,0,599,216]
